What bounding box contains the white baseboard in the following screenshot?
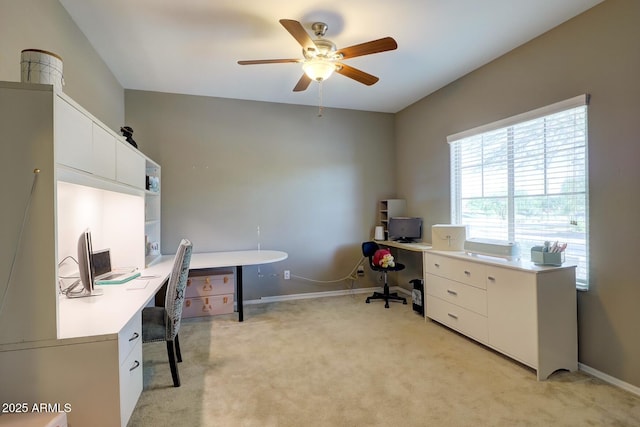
[579,363,640,397]
[393,286,413,296]
[245,286,412,305]
[245,286,381,305]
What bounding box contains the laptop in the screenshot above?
[92,248,140,285]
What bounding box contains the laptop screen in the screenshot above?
[92,248,111,277]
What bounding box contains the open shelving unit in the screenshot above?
[379,199,406,240]
[144,159,161,266]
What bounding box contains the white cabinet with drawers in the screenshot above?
[424,251,577,380]
[425,254,489,344]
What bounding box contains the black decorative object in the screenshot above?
[120,126,138,149]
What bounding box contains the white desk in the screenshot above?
[0,249,288,427]
[378,240,432,252]
[57,249,287,339]
[57,260,173,340]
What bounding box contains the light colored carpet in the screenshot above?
[128,294,640,426]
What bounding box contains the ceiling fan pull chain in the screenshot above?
[317,81,324,117]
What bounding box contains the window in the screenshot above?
[449,95,589,289]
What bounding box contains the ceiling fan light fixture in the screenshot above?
[302,58,335,82]
[238,19,397,92]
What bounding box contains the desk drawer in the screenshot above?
[426,273,487,316]
[186,272,234,297]
[118,312,141,365]
[426,253,485,289]
[426,295,488,344]
[120,340,143,427]
[183,295,234,317]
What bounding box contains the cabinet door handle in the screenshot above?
[129,332,140,342]
[487,276,496,281]
[129,360,141,371]
[434,263,440,268]
[447,313,458,320]
[464,270,471,276]
[446,289,458,296]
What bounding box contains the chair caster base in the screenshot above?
[365,290,407,308]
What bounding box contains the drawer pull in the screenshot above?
[464,270,471,276]
[129,360,141,372]
[434,263,440,268]
[447,313,459,320]
[487,276,496,281]
[128,332,140,342]
[446,289,458,296]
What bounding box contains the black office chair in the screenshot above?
[142,238,193,387]
[362,241,407,308]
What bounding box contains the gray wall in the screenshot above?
[125,90,396,299]
[395,0,640,387]
[0,0,124,131]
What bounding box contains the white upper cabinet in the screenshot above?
[54,93,146,189]
[92,123,116,180]
[116,142,145,189]
[55,95,92,172]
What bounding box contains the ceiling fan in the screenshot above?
[237,19,398,92]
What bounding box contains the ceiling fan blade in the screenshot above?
[293,74,312,92]
[335,63,379,86]
[336,37,398,59]
[279,19,317,51]
[237,59,302,65]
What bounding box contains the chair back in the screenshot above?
[164,239,193,341]
[362,241,380,268]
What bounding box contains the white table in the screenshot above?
[188,250,288,321]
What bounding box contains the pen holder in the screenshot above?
[531,246,565,266]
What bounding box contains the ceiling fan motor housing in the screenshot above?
[303,38,337,59]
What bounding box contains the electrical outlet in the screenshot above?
[284,270,290,280]
[357,266,365,277]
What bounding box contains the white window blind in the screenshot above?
[449,95,589,289]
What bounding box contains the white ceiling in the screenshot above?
[59,0,603,113]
